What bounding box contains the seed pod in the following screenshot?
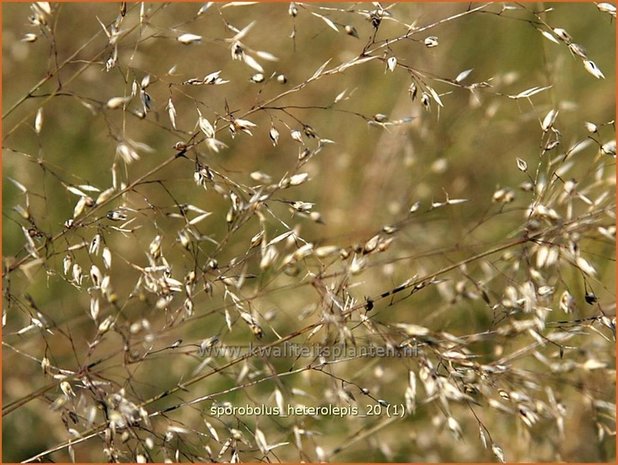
[601,140,616,156]
[447,417,463,440]
[184,297,194,316]
[63,255,72,275]
[370,11,382,28]
[177,33,202,45]
[289,173,309,186]
[576,256,596,276]
[583,60,605,79]
[310,211,322,223]
[421,92,431,110]
[544,140,560,151]
[386,56,397,72]
[455,68,473,83]
[516,157,528,172]
[269,126,279,146]
[315,245,339,257]
[584,121,598,133]
[197,112,215,138]
[106,96,132,109]
[303,125,317,138]
[116,143,140,163]
[552,28,571,43]
[98,315,114,332]
[34,108,44,134]
[60,381,75,398]
[250,171,272,184]
[298,148,311,161]
[149,235,162,259]
[167,98,177,129]
[90,265,103,287]
[22,33,38,42]
[288,2,298,17]
[344,24,358,38]
[492,444,505,463]
[106,210,127,221]
[73,196,87,218]
[90,297,100,321]
[140,74,151,89]
[95,187,115,206]
[424,36,439,48]
[408,82,418,100]
[568,43,587,59]
[72,263,83,285]
[260,246,278,270]
[89,234,102,255]
[541,109,558,132]
[291,130,303,142]
[493,187,514,203]
[102,247,112,269]
[597,2,616,17]
[363,234,380,254]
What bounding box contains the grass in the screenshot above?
[2,2,616,462]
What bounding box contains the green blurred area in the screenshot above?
[2,2,615,462]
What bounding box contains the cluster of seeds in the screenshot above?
[2,2,615,462]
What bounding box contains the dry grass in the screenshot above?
[2,2,616,462]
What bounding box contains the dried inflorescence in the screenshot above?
[2,2,615,463]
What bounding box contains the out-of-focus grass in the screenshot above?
[3,3,615,462]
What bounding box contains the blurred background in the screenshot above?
[3,2,615,462]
